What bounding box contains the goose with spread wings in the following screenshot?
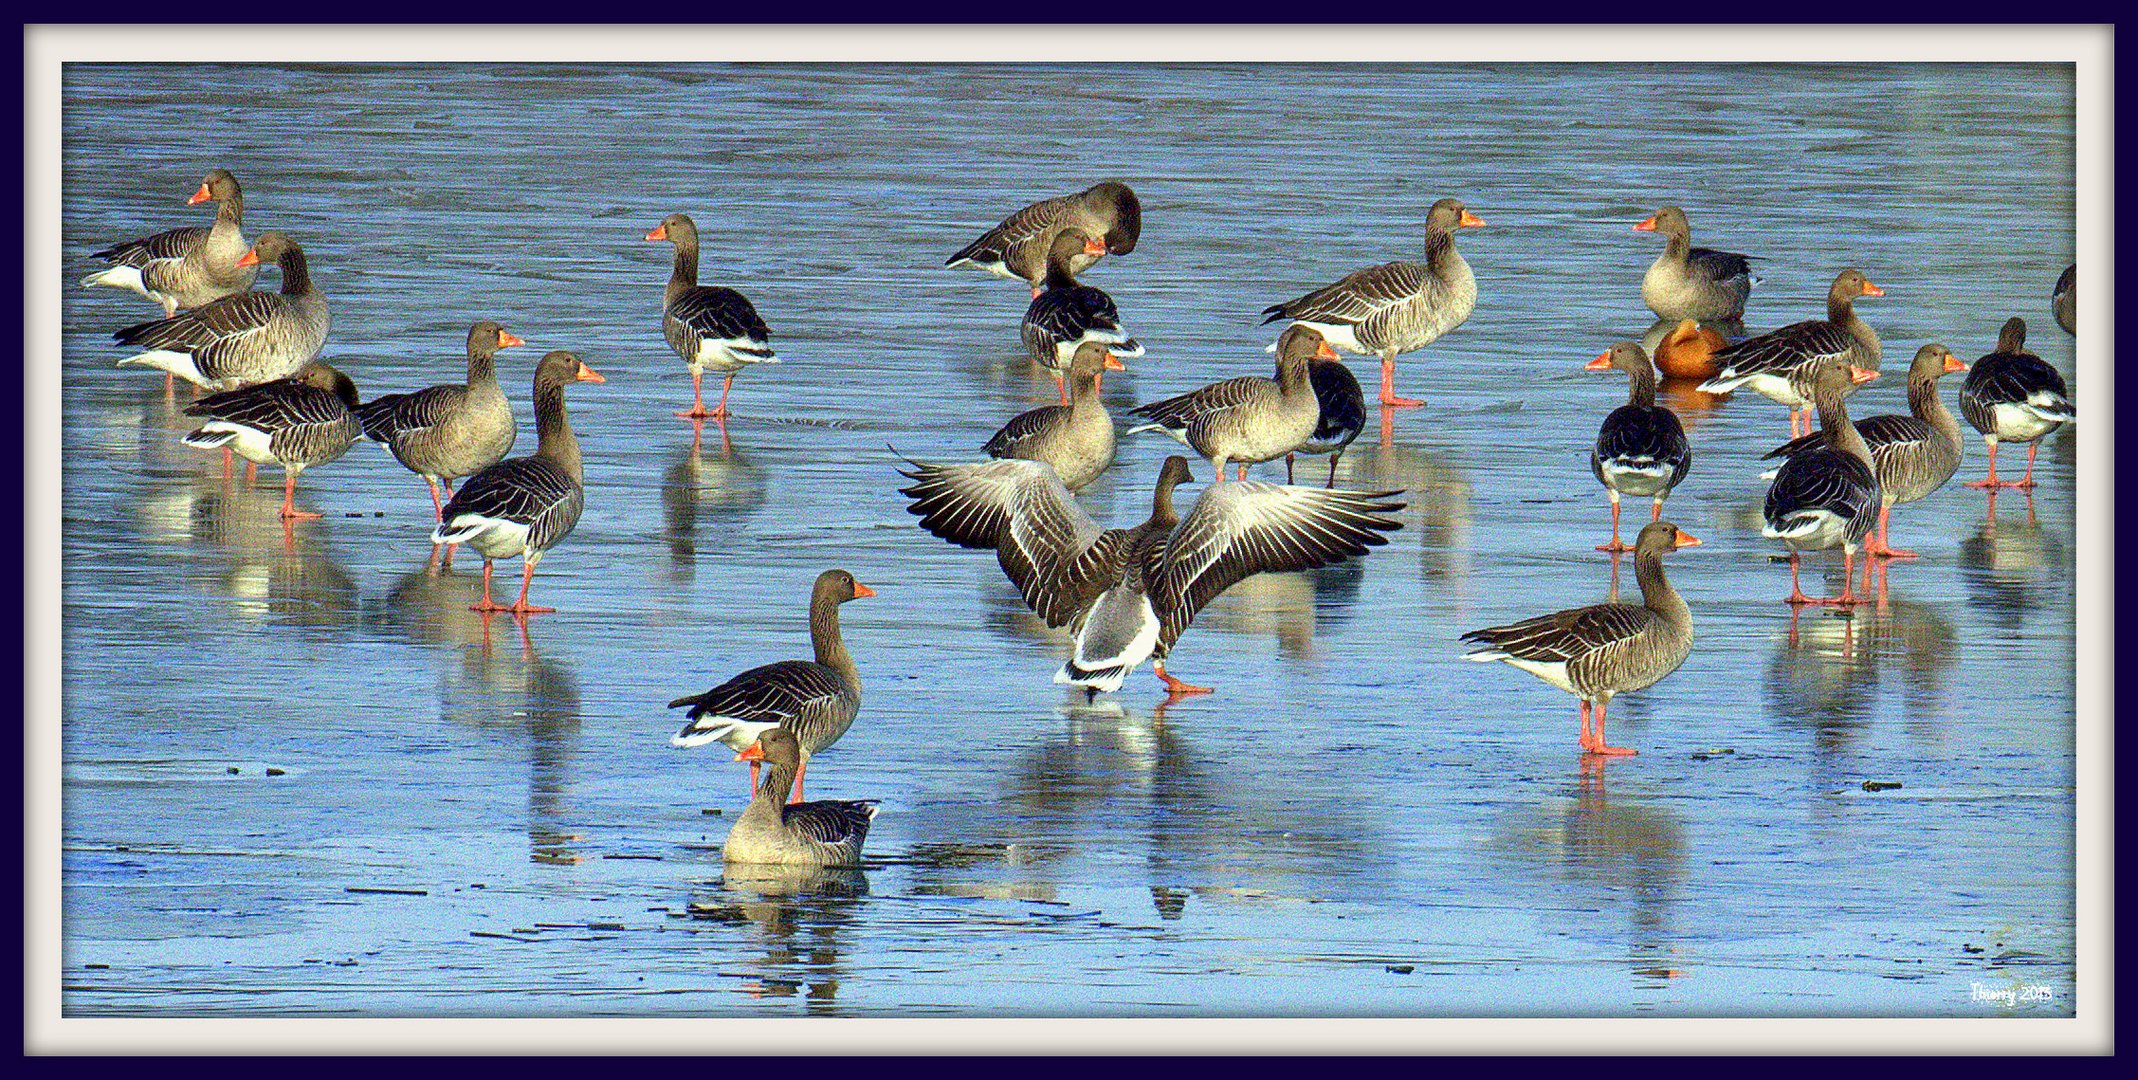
[898,454,1404,696]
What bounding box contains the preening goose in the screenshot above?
[1762,360,1882,606]
[83,168,257,317]
[357,321,523,526]
[1463,521,1700,757]
[946,181,1143,294]
[1020,228,1144,401]
[1699,269,1884,437]
[669,569,873,803]
[720,728,878,868]
[1585,342,1691,553]
[897,454,1403,696]
[647,213,776,420]
[431,351,605,614]
[984,342,1126,491]
[1127,324,1332,481]
[180,361,361,521]
[1260,196,1483,408]
[1958,317,2075,491]
[1634,206,1757,322]
[114,231,329,391]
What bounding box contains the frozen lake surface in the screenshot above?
[57,62,2077,1016]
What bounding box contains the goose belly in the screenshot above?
[1986,402,2063,443]
[1763,508,1856,551]
[445,515,533,560]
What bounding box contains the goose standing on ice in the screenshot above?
[945,181,1143,295]
[179,361,361,521]
[984,341,1126,491]
[1586,341,1691,553]
[646,213,775,420]
[1633,206,1757,323]
[1698,269,1883,437]
[1958,317,2075,491]
[357,321,524,528]
[82,168,257,317]
[1127,324,1332,481]
[1021,228,1144,402]
[113,231,328,392]
[1761,360,1882,606]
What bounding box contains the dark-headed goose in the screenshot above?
[946,181,1142,295]
[1127,324,1332,481]
[180,361,360,520]
[114,231,329,392]
[358,321,523,526]
[1586,342,1691,553]
[721,728,877,868]
[1021,228,1144,402]
[1699,269,1883,437]
[1762,360,1882,606]
[1634,206,1757,322]
[647,213,775,420]
[984,342,1126,491]
[1958,317,2074,490]
[83,168,257,317]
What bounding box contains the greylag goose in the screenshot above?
[357,321,523,525]
[720,728,877,868]
[1021,228,1144,402]
[898,454,1402,696]
[646,213,775,420]
[82,168,257,317]
[431,351,605,614]
[113,231,329,392]
[945,181,1143,295]
[669,568,873,802]
[1958,317,2075,491]
[1290,347,1366,487]
[1586,342,1692,553]
[1259,196,1483,408]
[1762,360,1882,606]
[984,342,1125,491]
[1762,343,1968,559]
[1634,206,1757,322]
[1698,269,1883,437]
[1126,324,1332,481]
[1462,520,1701,757]
[2052,265,2075,335]
[180,361,361,521]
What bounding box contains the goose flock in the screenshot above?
[81,171,2079,869]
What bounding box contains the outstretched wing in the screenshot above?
[897,456,1128,626]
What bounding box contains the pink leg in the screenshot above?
[747,760,761,796]
[1378,353,1424,409]
[676,371,711,420]
[789,759,807,805]
[1597,498,1629,553]
[712,373,735,420]
[1578,700,1596,752]
[1966,441,2004,488]
[1783,552,1814,606]
[1588,700,1638,756]
[2017,441,2041,490]
[278,471,321,520]
[1237,464,1248,482]
[1154,660,1212,697]
[470,561,507,612]
[507,559,555,615]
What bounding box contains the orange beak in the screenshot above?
[1674,530,1703,548]
[236,248,260,268]
[1459,210,1486,228]
[575,362,607,384]
[1861,281,1885,298]
[186,182,212,206]
[1943,355,1970,374]
[851,582,876,599]
[645,224,668,242]
[1103,353,1127,372]
[1633,215,1658,232]
[1082,237,1107,257]
[735,743,765,763]
[1315,341,1341,361]
[497,331,526,349]
[1584,352,1614,371]
[1849,366,1880,385]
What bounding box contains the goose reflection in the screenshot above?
[143,476,362,634]
[1765,609,1877,765]
[438,615,584,865]
[662,421,770,579]
[1334,439,1472,594]
[1861,593,1960,744]
[684,863,868,1013]
[1957,492,2067,630]
[364,558,499,651]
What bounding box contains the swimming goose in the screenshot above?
[114,231,329,392]
[1462,520,1700,757]
[82,168,257,317]
[431,351,605,614]
[1699,269,1884,437]
[1762,360,1882,606]
[357,321,523,525]
[2052,265,2075,335]
[721,728,878,868]
[647,213,776,420]
[1958,317,2075,491]
[945,181,1143,294]
[1586,342,1692,553]
[1127,324,1331,481]
[984,342,1126,491]
[180,361,361,521]
[1021,228,1145,402]
[1634,206,1757,322]
[1762,343,1968,559]
[1290,347,1367,487]
[669,569,873,802]
[1260,196,1483,408]
[897,454,1403,696]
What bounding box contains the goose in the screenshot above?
[2052,264,2075,335]
[945,181,1143,295]
[646,213,775,420]
[1289,345,1367,487]
[897,454,1403,696]
[356,321,523,526]
[1586,342,1692,553]
[669,569,873,802]
[1634,206,1757,322]
[1762,360,1882,606]
[1761,343,1968,559]
[1958,317,2075,491]
[1699,269,1884,437]
[984,342,1125,491]
[431,351,605,614]
[1127,324,1331,481]
[1260,196,1483,408]
[1462,520,1701,757]
[720,728,878,868]
[1020,228,1144,402]
[179,361,361,521]
[1650,319,1728,381]
[113,231,329,392]
[82,168,257,317]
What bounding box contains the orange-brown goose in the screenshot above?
[984,342,1125,491]
[898,454,1402,696]
[1462,521,1700,757]
[1126,325,1333,481]
[1761,343,1968,559]
[2052,265,2075,335]
[1958,318,2075,491]
[721,728,878,868]
[1586,342,1691,553]
[1698,269,1884,437]
[1634,206,1757,322]
[113,232,329,391]
[357,321,524,524]
[82,168,257,317]
[431,351,605,614]
[669,569,873,802]
[1762,360,1883,606]
[1020,228,1144,402]
[1260,196,1483,408]
[646,213,776,420]
[946,181,1143,295]
[179,361,361,521]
